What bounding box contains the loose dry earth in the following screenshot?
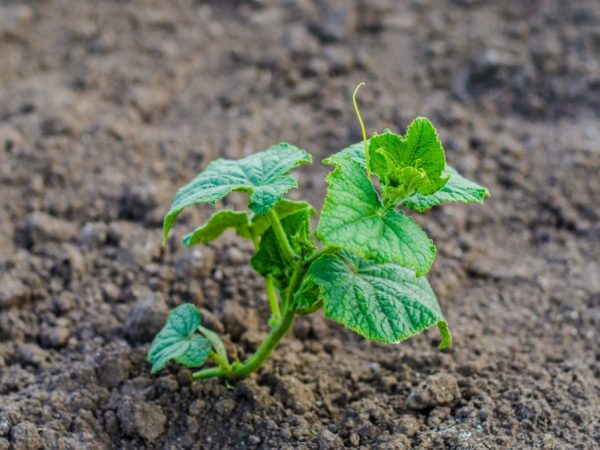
[1,1,599,449]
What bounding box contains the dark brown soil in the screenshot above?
[1,1,599,449]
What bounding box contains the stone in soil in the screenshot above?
[317,429,344,450]
[0,276,29,309]
[117,398,166,442]
[10,421,43,450]
[123,294,168,344]
[25,212,78,245]
[406,373,461,410]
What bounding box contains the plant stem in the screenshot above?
[265,276,281,323]
[249,227,281,323]
[210,352,232,372]
[192,311,296,381]
[282,263,305,313]
[229,310,295,379]
[193,366,226,380]
[267,209,298,262]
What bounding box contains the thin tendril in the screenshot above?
[352,82,371,181]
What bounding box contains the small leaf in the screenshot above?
[402,165,490,212]
[317,156,435,276]
[309,250,451,346]
[369,118,446,182]
[183,210,249,246]
[251,206,316,289]
[148,304,211,374]
[240,200,316,239]
[182,200,316,246]
[325,140,369,167]
[163,143,312,243]
[368,118,449,203]
[328,140,488,214]
[291,274,322,315]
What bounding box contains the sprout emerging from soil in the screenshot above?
[149,84,489,381]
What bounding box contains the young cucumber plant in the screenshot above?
[149,84,489,381]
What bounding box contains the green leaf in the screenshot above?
[380,166,430,208]
[325,140,369,167]
[163,143,312,243]
[182,200,316,246]
[240,200,316,239]
[308,250,451,347]
[327,139,488,214]
[183,210,249,246]
[402,166,490,212]
[316,156,435,276]
[369,118,446,183]
[148,304,211,374]
[369,118,449,202]
[290,274,322,315]
[251,207,316,288]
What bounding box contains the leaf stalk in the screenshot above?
[249,227,282,324]
[267,208,298,262]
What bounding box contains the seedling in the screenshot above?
[149,84,489,380]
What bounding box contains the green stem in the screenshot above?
[264,276,281,323]
[249,227,281,323]
[230,311,295,379]
[267,209,298,262]
[210,352,232,372]
[192,311,296,381]
[282,263,305,314]
[193,366,226,380]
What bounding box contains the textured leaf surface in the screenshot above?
[328,142,488,214]
[402,166,490,212]
[291,274,321,314]
[326,140,369,167]
[240,200,316,239]
[369,118,446,181]
[317,156,435,276]
[369,118,448,202]
[163,143,312,242]
[182,200,315,246]
[148,304,210,374]
[309,250,451,347]
[183,210,249,246]
[251,207,316,288]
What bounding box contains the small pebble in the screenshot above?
[10,421,43,450]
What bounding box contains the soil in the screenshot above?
[1,0,599,449]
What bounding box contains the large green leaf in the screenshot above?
[163,143,312,243]
[316,156,435,276]
[251,206,316,289]
[402,166,490,212]
[309,250,451,347]
[148,304,211,374]
[182,200,314,246]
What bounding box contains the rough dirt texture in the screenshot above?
[1,0,599,449]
